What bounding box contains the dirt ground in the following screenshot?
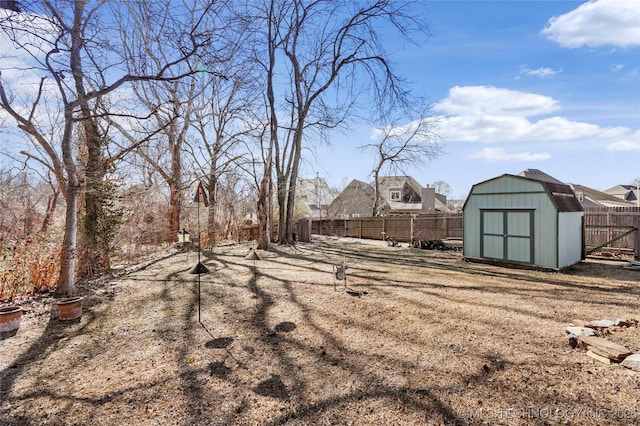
[1,236,639,425]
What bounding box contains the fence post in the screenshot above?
[635,216,640,261]
[410,215,414,245]
[444,216,448,239]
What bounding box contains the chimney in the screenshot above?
[421,187,436,213]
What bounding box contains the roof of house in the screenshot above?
[296,177,337,207]
[375,176,423,201]
[604,184,639,202]
[570,184,636,208]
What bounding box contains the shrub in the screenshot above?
[0,229,61,302]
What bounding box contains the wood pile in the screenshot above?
[566,318,639,370]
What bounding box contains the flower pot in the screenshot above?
[0,306,23,332]
[56,297,83,320]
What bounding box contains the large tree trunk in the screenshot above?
[78,136,106,279]
[256,173,271,250]
[284,130,303,244]
[276,173,287,244]
[71,0,109,278]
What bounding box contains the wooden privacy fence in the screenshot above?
[301,208,639,259]
[307,215,464,243]
[584,207,640,256]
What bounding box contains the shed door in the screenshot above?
[481,210,533,263]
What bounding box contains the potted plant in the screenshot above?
[56,296,83,320]
[0,305,23,332]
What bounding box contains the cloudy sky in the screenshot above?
[309,0,640,198]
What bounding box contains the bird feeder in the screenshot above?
[333,262,347,290]
[178,228,190,244]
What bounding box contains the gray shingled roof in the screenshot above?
[517,169,583,212]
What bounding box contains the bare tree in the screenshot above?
[116,0,240,243]
[362,102,441,216]
[431,180,452,197]
[0,0,217,294]
[188,64,261,245]
[251,0,429,244]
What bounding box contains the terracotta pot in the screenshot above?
[0,305,23,332]
[56,297,83,320]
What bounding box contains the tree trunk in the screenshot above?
[55,112,79,296]
[372,166,383,217]
[168,181,181,242]
[56,181,79,296]
[71,0,109,278]
[40,189,59,234]
[207,175,218,245]
[284,129,303,244]
[78,139,105,279]
[257,173,271,250]
[276,174,287,244]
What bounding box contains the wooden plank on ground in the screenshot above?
[579,335,633,360]
[588,345,617,361]
[586,350,611,365]
[572,319,590,328]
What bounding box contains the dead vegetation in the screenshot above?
[1,237,639,425]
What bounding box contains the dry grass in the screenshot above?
[1,237,639,425]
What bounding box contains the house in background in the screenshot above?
[520,169,635,209]
[295,177,338,219]
[327,179,376,218]
[328,176,450,218]
[569,184,636,208]
[604,184,640,207]
[463,169,584,270]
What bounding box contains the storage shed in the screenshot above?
[463,169,584,270]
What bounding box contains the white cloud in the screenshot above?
[519,66,561,78]
[610,64,624,71]
[469,147,551,163]
[433,85,629,144]
[607,130,640,151]
[434,85,559,117]
[607,140,640,152]
[542,0,640,48]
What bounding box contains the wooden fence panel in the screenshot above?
[584,207,640,250]
[301,208,636,258]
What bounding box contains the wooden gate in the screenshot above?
[584,207,640,260]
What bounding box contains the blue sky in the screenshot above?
[307,0,640,199]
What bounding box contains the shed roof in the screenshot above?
[466,169,583,212]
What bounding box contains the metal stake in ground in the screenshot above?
[190,181,210,323]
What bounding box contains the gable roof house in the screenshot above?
[327,179,377,218]
[569,184,636,208]
[604,184,640,207]
[328,176,450,218]
[295,177,338,219]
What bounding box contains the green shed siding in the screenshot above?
[464,175,562,268]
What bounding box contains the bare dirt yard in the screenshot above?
[1,237,639,425]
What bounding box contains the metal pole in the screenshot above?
[197,200,201,323]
